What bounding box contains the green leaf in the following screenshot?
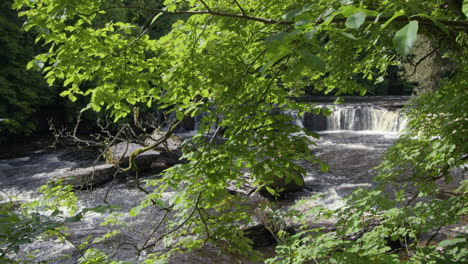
[393,21,419,56]
[150,12,163,26]
[339,6,378,17]
[68,94,77,102]
[175,111,184,121]
[319,162,329,172]
[381,10,405,29]
[64,26,75,32]
[66,213,83,223]
[26,60,34,70]
[295,19,312,27]
[334,97,344,104]
[438,237,466,248]
[170,192,185,206]
[345,12,367,29]
[295,49,325,72]
[260,50,290,73]
[340,32,357,40]
[265,186,276,196]
[463,0,468,18]
[265,32,289,44]
[304,29,316,40]
[282,6,311,20]
[200,89,210,97]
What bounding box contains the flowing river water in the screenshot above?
[0,100,408,263]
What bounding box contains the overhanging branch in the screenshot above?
[83,5,468,30]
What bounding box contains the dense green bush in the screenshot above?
[0,0,56,139]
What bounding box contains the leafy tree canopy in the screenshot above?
[9,0,468,263]
[0,0,55,138]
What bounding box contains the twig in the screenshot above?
[122,118,183,172]
[137,210,171,259]
[426,225,444,246]
[196,204,214,240]
[140,192,203,251]
[410,45,440,76]
[232,0,246,16]
[199,0,211,12]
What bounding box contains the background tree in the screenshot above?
[0,0,55,139]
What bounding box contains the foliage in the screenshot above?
[1,181,126,263]
[0,181,76,262]
[267,185,467,263]
[0,0,56,138]
[9,0,468,263]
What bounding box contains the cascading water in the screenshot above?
[298,104,407,132]
[326,105,406,132]
[281,101,408,217]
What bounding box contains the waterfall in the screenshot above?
[301,105,407,132]
[171,103,407,133]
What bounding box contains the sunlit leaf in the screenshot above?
[295,49,325,72]
[345,12,367,29]
[463,0,468,17]
[393,21,419,56]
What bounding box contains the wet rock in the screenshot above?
[58,148,101,163]
[106,142,162,169]
[227,171,304,199]
[226,176,257,196]
[150,158,180,172]
[181,116,196,131]
[105,140,182,173]
[241,224,277,248]
[254,205,296,241]
[144,131,184,153]
[53,164,117,187]
[303,112,328,131]
[259,171,305,199]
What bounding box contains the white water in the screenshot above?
[293,104,407,132]
[326,105,407,132]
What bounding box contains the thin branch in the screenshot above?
[259,54,291,102]
[209,125,222,144]
[410,45,440,76]
[122,95,206,172]
[232,0,246,16]
[122,118,183,172]
[199,0,211,12]
[140,192,203,251]
[426,225,444,246]
[80,5,468,30]
[80,6,292,25]
[196,204,214,240]
[137,210,171,259]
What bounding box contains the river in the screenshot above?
[0,100,406,263]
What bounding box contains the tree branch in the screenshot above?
[140,192,203,251]
[122,118,183,172]
[199,0,211,12]
[410,45,440,76]
[82,5,468,30]
[232,0,246,16]
[81,6,291,25]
